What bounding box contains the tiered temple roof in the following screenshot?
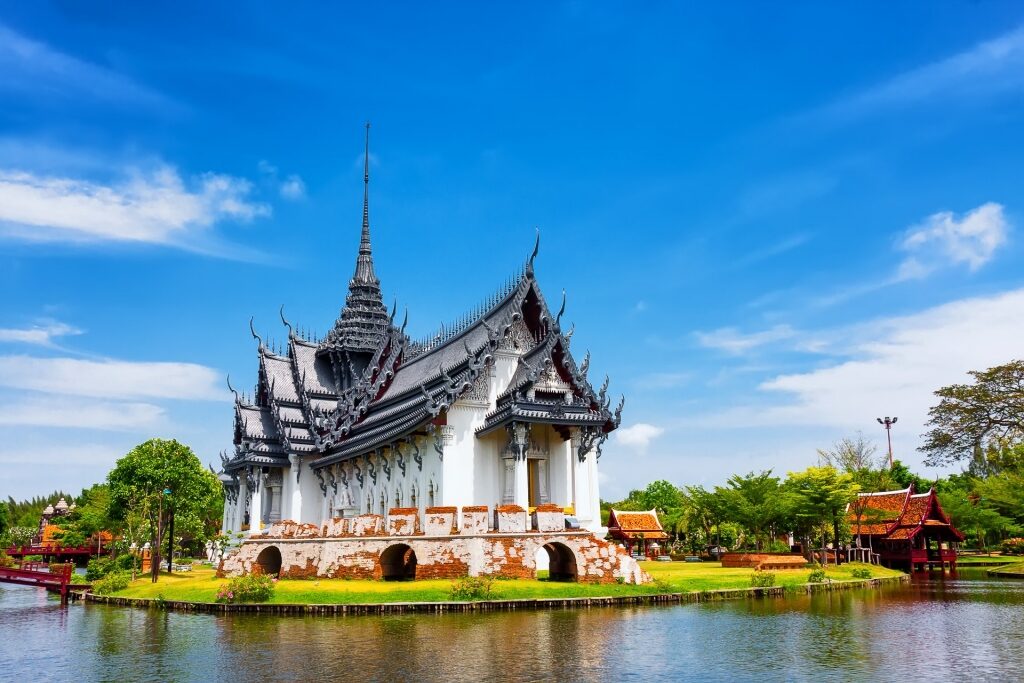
[607,509,669,541]
[224,129,622,477]
[847,485,964,542]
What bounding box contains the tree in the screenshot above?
[0,501,8,540]
[817,432,883,473]
[715,471,787,551]
[107,439,222,582]
[920,360,1024,466]
[785,466,860,565]
[938,486,1019,552]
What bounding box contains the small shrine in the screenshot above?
[606,509,669,558]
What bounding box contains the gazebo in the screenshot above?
[847,485,964,571]
[607,509,669,558]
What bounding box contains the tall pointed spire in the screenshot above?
[320,123,391,363]
[353,121,377,285]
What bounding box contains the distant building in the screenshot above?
[220,128,622,536]
[607,509,669,557]
[847,485,964,570]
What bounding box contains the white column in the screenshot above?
[514,456,529,509]
[248,471,264,534]
[221,491,231,533]
[235,475,248,532]
[289,455,303,521]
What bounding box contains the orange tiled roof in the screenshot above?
[609,509,664,532]
[898,494,933,526]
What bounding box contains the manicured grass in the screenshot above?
[109,561,903,605]
[956,554,1014,564]
[990,562,1024,576]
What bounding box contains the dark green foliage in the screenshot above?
[216,574,275,603]
[850,567,872,579]
[750,570,776,587]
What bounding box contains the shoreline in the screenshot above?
[80,573,909,615]
[987,563,1024,577]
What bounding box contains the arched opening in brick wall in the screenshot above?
[255,546,282,578]
[380,543,417,581]
[538,542,578,582]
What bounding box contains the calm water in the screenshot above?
[1,570,1022,682]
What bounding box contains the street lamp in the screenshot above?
[877,416,898,468]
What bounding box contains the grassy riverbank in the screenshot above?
[988,562,1024,576]
[108,561,903,605]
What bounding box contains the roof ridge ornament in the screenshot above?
[527,228,540,274]
[249,317,264,351]
[226,375,239,403]
[279,305,293,338]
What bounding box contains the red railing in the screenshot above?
[0,562,76,604]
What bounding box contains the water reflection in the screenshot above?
[1,571,1022,682]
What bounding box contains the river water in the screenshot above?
[1,570,1022,682]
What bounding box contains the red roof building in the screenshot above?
[607,509,669,558]
[847,485,964,570]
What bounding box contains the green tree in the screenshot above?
[920,360,1024,466]
[715,471,787,551]
[785,466,860,565]
[0,501,8,539]
[939,486,1019,552]
[107,439,222,582]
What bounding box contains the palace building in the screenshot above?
[219,128,623,539]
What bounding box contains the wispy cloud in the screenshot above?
[0,166,270,248]
[695,324,796,355]
[0,22,173,110]
[0,320,82,347]
[258,160,306,201]
[615,423,664,453]
[0,396,164,431]
[898,202,1009,278]
[807,25,1024,125]
[683,288,1024,435]
[0,355,226,401]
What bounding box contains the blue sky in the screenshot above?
[2,3,1024,500]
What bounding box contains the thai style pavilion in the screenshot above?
[847,485,964,571]
[607,509,668,557]
[219,126,622,536]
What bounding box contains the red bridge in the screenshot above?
[5,545,98,561]
[0,562,89,605]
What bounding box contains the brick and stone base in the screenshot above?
[220,508,650,584]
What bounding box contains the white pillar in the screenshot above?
[289,455,303,521]
[235,475,248,532]
[248,471,264,534]
[514,456,529,509]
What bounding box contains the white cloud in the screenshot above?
[0,22,172,110]
[0,396,164,430]
[0,355,226,401]
[812,25,1024,122]
[0,167,270,245]
[615,423,665,452]
[695,324,796,355]
[899,202,1009,276]
[280,174,306,200]
[687,288,1024,437]
[0,320,82,347]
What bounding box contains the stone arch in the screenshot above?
[255,545,282,578]
[537,542,578,582]
[380,543,417,581]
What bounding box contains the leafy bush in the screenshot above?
[807,568,827,583]
[86,557,113,581]
[216,574,275,604]
[765,539,793,553]
[1002,538,1024,555]
[0,551,14,568]
[93,570,131,595]
[750,570,776,588]
[448,576,494,601]
[48,562,72,576]
[850,567,872,579]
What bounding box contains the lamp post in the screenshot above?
[877,416,898,468]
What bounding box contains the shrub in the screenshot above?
[850,567,872,580]
[215,574,275,604]
[0,552,14,568]
[1002,538,1024,555]
[750,570,776,588]
[48,562,72,577]
[807,568,827,583]
[765,539,792,553]
[93,571,131,595]
[448,576,494,601]
[86,557,113,581]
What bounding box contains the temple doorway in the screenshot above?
[380,544,417,581]
[255,546,282,578]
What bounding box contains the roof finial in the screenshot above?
[279,305,293,338]
[527,227,540,273]
[361,121,371,255]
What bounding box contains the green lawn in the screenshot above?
[108,561,903,604]
[956,554,1014,564]
[990,562,1024,576]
